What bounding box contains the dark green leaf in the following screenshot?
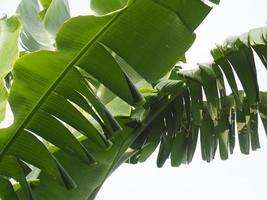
[199,63,219,121]
[0,176,19,200]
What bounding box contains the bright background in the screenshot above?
[1,0,267,199]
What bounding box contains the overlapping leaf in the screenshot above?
[11,1,267,199]
[0,16,21,122]
[17,0,70,51]
[7,5,267,200]
[0,0,212,199]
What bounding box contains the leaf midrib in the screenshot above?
[0,1,136,157]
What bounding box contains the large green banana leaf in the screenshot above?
[90,0,213,109]
[12,24,267,199]
[2,1,267,199]
[0,0,213,199]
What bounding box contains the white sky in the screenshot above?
[1,0,267,200]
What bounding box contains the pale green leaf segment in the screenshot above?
[17,0,70,51]
[42,0,70,36]
[0,82,8,122]
[0,0,212,199]
[17,0,53,51]
[0,16,21,122]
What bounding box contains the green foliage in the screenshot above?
[0,0,267,199]
[0,16,21,122]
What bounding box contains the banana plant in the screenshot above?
[1,0,267,199]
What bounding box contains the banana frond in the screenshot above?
[129,25,267,167]
[0,0,213,199]
[14,25,267,199]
